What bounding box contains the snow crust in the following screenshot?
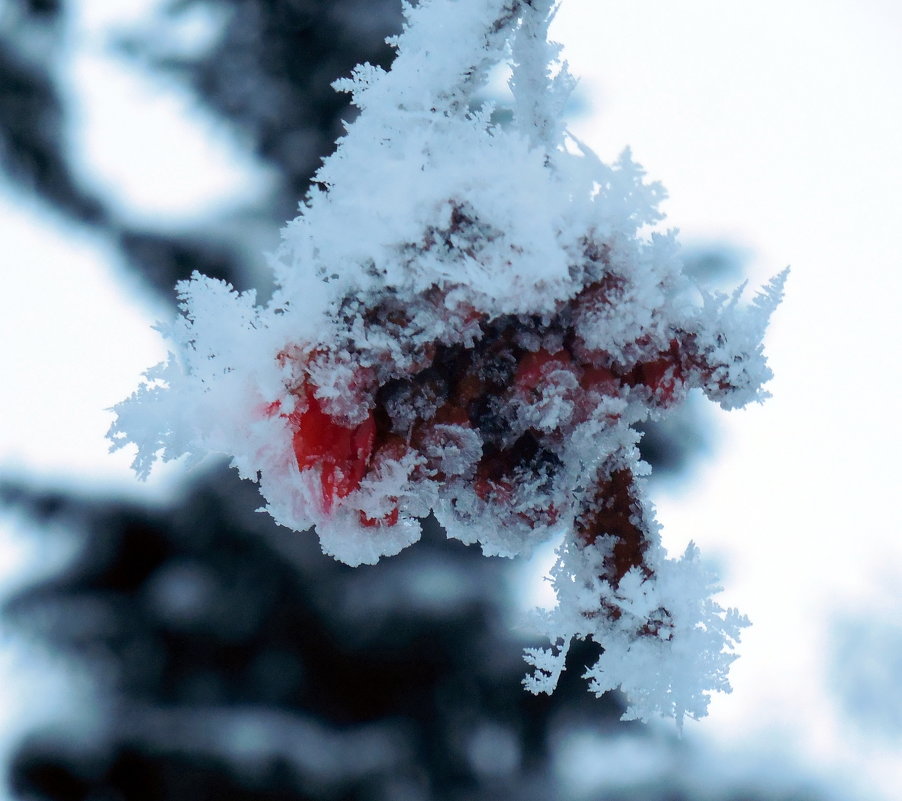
[109,0,784,724]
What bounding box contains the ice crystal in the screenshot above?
[109,0,784,723]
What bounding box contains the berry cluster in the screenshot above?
[109,0,779,721]
[272,275,734,584]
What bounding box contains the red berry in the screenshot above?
[359,507,400,528]
[514,349,573,394]
[289,387,376,512]
[628,341,684,406]
[473,474,514,504]
[580,365,619,394]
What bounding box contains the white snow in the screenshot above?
[110,0,783,723]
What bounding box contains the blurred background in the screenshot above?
[0,0,899,799]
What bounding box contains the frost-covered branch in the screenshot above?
[109,0,785,723]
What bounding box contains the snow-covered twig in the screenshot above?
[109,0,784,723]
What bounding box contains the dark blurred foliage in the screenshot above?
[117,0,403,213]
[0,0,103,224]
[1,471,629,801]
[0,1,821,799]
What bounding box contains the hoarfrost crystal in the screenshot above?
[109,0,785,724]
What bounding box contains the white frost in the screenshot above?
[109,0,783,723]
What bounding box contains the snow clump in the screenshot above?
[109,0,785,725]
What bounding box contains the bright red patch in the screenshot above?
[514,349,573,394]
[359,507,400,528]
[289,388,376,512]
